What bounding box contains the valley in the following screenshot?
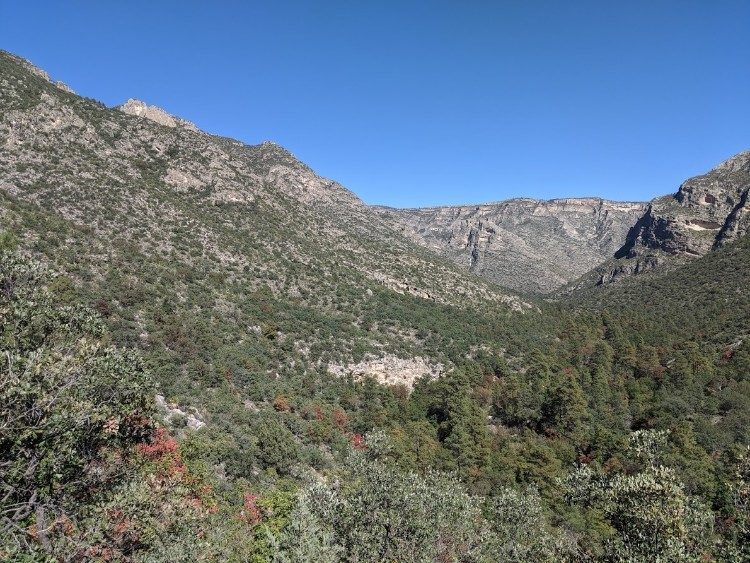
[1,50,749,561]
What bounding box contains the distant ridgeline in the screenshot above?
[377,151,750,294]
[1,50,748,561]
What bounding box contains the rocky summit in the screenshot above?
[119,98,200,132]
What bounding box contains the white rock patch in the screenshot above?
[155,394,205,430]
[328,355,442,389]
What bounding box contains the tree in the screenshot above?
[275,491,343,562]
[719,446,750,560]
[444,392,492,479]
[493,350,553,430]
[0,250,154,554]
[484,487,574,562]
[541,367,590,447]
[565,430,714,562]
[253,415,300,474]
[283,453,487,562]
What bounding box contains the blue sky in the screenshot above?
[2,1,748,207]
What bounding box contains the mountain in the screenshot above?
[11,46,744,301]
[0,49,540,398]
[1,49,509,307]
[2,50,749,561]
[593,150,750,285]
[375,198,646,294]
[377,151,750,295]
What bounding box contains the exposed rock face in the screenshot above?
[598,151,750,285]
[328,355,442,389]
[375,198,647,294]
[119,98,199,132]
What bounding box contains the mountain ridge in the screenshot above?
[375,197,648,294]
[6,50,745,298]
[3,48,750,562]
[0,49,534,395]
[590,148,750,286]
[376,195,646,211]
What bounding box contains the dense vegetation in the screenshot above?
[2,231,749,560]
[0,51,748,561]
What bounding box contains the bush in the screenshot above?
[0,250,154,554]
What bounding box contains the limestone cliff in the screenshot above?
[596,151,750,285]
[375,198,647,294]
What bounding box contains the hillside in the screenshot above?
[376,198,646,294]
[591,150,750,286]
[1,51,749,561]
[0,50,542,396]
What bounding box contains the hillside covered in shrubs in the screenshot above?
[1,50,749,561]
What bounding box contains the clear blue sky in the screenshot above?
[2,1,748,207]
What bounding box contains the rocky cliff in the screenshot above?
[375,198,647,294]
[378,151,750,294]
[595,151,750,285]
[119,98,199,132]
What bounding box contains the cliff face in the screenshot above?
[379,151,750,294]
[622,151,750,256]
[596,151,750,285]
[375,198,647,294]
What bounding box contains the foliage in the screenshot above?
[565,431,715,561]
[277,446,572,563]
[1,48,749,560]
[0,250,153,555]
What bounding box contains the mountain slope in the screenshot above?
[0,50,522,309]
[2,50,750,561]
[591,150,750,285]
[375,198,646,294]
[0,50,542,400]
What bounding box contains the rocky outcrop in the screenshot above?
[594,255,662,286]
[2,51,76,94]
[375,198,647,294]
[119,98,199,132]
[600,151,750,284]
[328,355,443,389]
[156,394,205,430]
